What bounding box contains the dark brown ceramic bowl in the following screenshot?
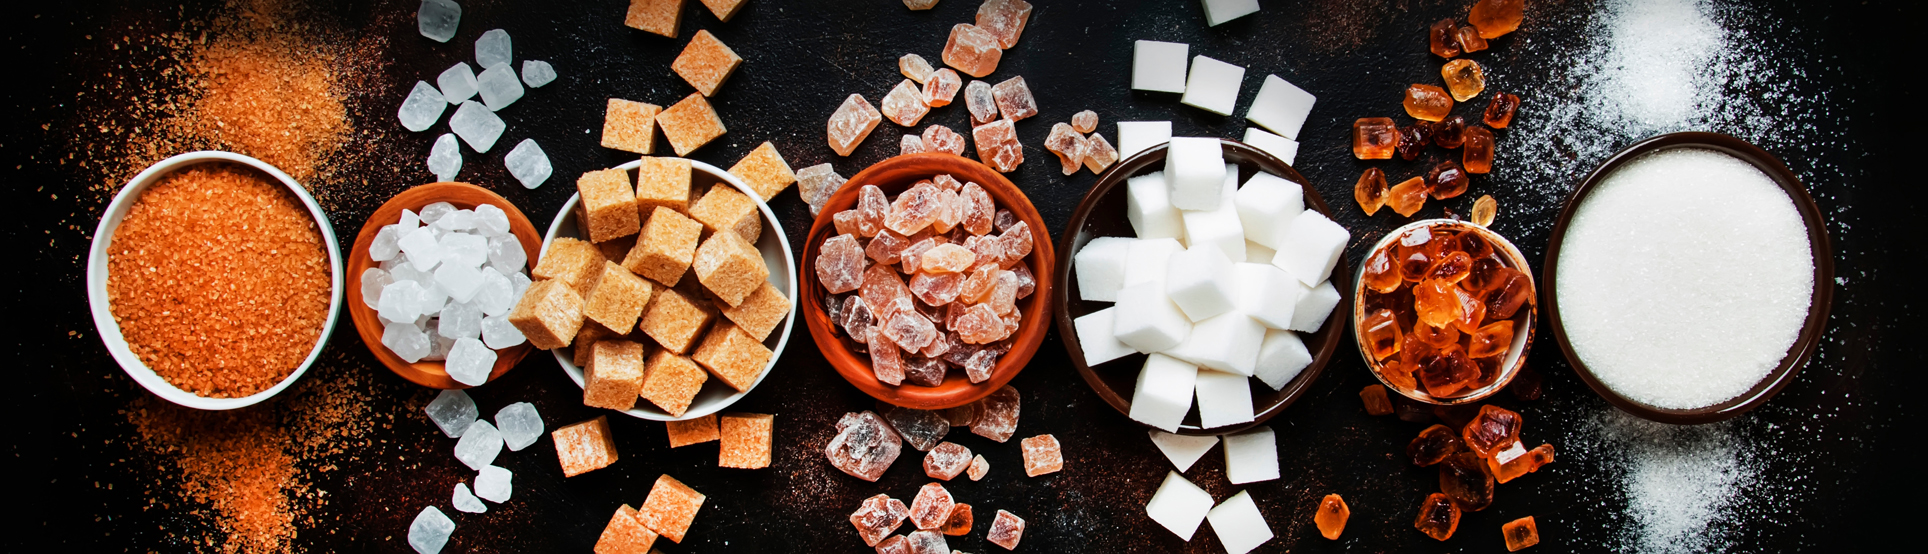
[1053,139,1350,436]
[1543,131,1834,425]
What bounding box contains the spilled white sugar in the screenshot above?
[1557,148,1812,409]
[1588,410,1758,554]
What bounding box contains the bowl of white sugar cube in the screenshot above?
[1055,138,1351,435]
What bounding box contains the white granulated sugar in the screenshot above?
[1596,0,1725,129]
[1587,410,1759,554]
[1557,147,1812,410]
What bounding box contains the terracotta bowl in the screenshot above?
[345,182,541,389]
[1543,131,1834,425]
[1352,219,1536,405]
[799,153,1055,410]
[1053,139,1349,436]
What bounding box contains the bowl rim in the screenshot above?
[545,158,798,421]
[1350,218,1537,405]
[1052,138,1349,436]
[797,152,1055,410]
[85,150,344,410]
[1542,131,1835,425]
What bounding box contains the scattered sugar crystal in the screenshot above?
[1149,430,1217,472]
[438,300,483,339]
[398,81,447,133]
[825,411,903,482]
[971,119,1023,173]
[417,0,462,43]
[1146,471,1212,540]
[1131,40,1189,93]
[882,79,930,127]
[1241,127,1298,165]
[1194,368,1255,428]
[1254,329,1311,389]
[923,69,961,107]
[446,337,497,386]
[1164,137,1226,210]
[827,94,882,157]
[452,482,487,513]
[486,235,526,274]
[435,264,485,304]
[901,134,927,156]
[1084,133,1119,173]
[1180,55,1245,116]
[428,133,463,182]
[975,0,1032,48]
[521,60,555,88]
[1206,490,1274,554]
[383,320,433,362]
[1044,123,1087,175]
[904,0,939,9]
[504,138,551,188]
[972,385,1021,442]
[1287,280,1340,333]
[494,402,543,451]
[1223,425,1279,484]
[426,389,479,438]
[475,29,512,69]
[1235,172,1305,249]
[481,312,526,349]
[963,80,998,124]
[474,464,513,503]
[852,494,911,546]
[1201,0,1260,26]
[361,268,394,309]
[1020,434,1062,477]
[441,231,488,268]
[923,125,965,156]
[437,62,478,104]
[907,530,950,554]
[1271,210,1349,285]
[796,163,846,216]
[407,506,454,554]
[941,24,1002,78]
[1073,308,1134,366]
[477,64,525,111]
[901,53,935,83]
[455,420,503,470]
[989,77,1037,122]
[924,442,973,480]
[1246,74,1316,140]
[909,482,955,530]
[450,101,507,152]
[1130,354,1197,432]
[885,406,950,452]
[1117,120,1172,160]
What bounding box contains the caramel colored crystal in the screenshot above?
[1044,122,1088,176]
[1315,494,1350,540]
[1469,320,1514,358]
[1503,516,1540,551]
[1485,269,1532,319]
[975,0,1033,49]
[1363,309,1404,362]
[923,125,967,156]
[1471,194,1497,226]
[1407,424,1463,466]
[1427,161,1470,200]
[942,24,1003,78]
[1404,84,1454,122]
[1419,349,1479,397]
[1398,123,1430,161]
[1413,279,1463,328]
[1432,116,1468,149]
[1428,18,1461,58]
[1439,451,1495,511]
[1483,92,1520,129]
[1441,59,1487,102]
[1355,167,1390,215]
[1353,117,1399,159]
[1363,246,1402,293]
[924,69,962,108]
[1457,24,1489,53]
[1469,0,1525,39]
[828,94,883,157]
[1360,384,1395,416]
[1488,443,1554,484]
[1462,404,1521,458]
[1414,492,1461,541]
[1426,251,1473,284]
[1388,176,1428,217]
[1463,126,1495,174]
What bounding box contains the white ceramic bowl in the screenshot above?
[86,151,344,410]
[544,158,797,421]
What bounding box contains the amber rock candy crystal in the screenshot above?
[1415,492,1461,541]
[1427,160,1470,199]
[1360,384,1395,416]
[1463,125,1495,174]
[1354,167,1389,215]
[1484,92,1521,129]
[1408,424,1463,466]
[1439,451,1496,511]
[1362,245,1401,292]
[1388,176,1429,217]
[1363,309,1403,361]
[1471,194,1497,226]
[1353,117,1400,159]
[1432,115,1468,149]
[1315,494,1350,540]
[828,94,883,157]
[942,24,1003,78]
[1404,84,1454,122]
[1470,0,1526,39]
[1457,24,1490,53]
[1428,18,1461,58]
[1488,442,1554,483]
[1397,124,1430,161]
[1441,59,1487,102]
[1462,404,1522,457]
[1504,516,1540,551]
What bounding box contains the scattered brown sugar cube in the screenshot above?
[640,287,717,354]
[941,504,973,536]
[510,279,586,350]
[640,350,708,416]
[697,0,746,21]
[687,183,762,243]
[633,157,693,214]
[727,142,797,201]
[624,207,704,287]
[637,474,705,543]
[692,322,773,392]
[671,30,742,97]
[1360,384,1395,416]
[665,413,720,447]
[1503,516,1539,551]
[693,231,769,307]
[720,281,789,341]
[533,237,609,295]
[602,99,663,154]
[595,504,659,554]
[624,0,682,37]
[718,412,774,469]
[574,319,621,368]
[967,454,989,481]
[583,262,655,334]
[1020,434,1062,477]
[580,169,641,243]
[553,416,619,477]
[656,93,727,156]
[585,340,648,410]
[986,510,1025,550]
[923,442,973,480]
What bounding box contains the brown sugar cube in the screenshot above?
[623,207,704,287]
[585,340,648,411]
[1020,434,1062,477]
[595,504,659,554]
[637,474,706,543]
[692,231,769,307]
[602,98,663,154]
[666,413,720,447]
[691,322,773,392]
[656,93,727,156]
[597,234,639,262]
[580,169,642,243]
[624,0,682,38]
[641,350,708,416]
[687,183,762,243]
[583,262,656,334]
[573,319,621,368]
[634,157,693,214]
[727,142,797,201]
[697,0,746,21]
[671,30,742,98]
[718,412,774,469]
[719,281,790,341]
[533,237,609,295]
[509,279,586,350]
[553,416,619,477]
[640,286,717,354]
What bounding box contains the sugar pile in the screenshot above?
[1577,410,1760,554]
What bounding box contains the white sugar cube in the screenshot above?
[1201,0,1261,26]
[1117,121,1173,160]
[477,64,525,111]
[446,337,497,386]
[361,267,394,310]
[1130,354,1198,432]
[398,81,447,133]
[1146,471,1213,541]
[1243,240,1274,264]
[475,29,513,69]
[1166,312,1265,376]
[1255,329,1312,390]
[1242,127,1299,165]
[1164,137,1226,210]
[1131,40,1189,93]
[504,138,551,189]
[521,60,556,88]
[1206,491,1275,554]
[481,312,527,349]
[1235,172,1305,249]
[1164,244,1236,322]
[474,267,517,317]
[1074,307,1136,366]
[1123,238,1183,286]
[474,465,514,503]
[453,482,488,513]
[442,232,489,269]
[1113,280,1192,353]
[380,280,429,324]
[1234,263,1299,330]
[1179,55,1244,116]
[1179,167,1244,262]
[1149,430,1218,472]
[1194,369,1255,428]
[428,133,463,182]
[495,402,544,451]
[1288,280,1340,333]
[439,300,483,340]
[1222,426,1279,484]
[372,226,404,262]
[438,62,478,104]
[407,506,455,554]
[487,235,527,274]
[1271,211,1349,286]
[1246,74,1316,140]
[417,0,462,43]
[1074,237,1133,302]
[450,101,506,153]
[435,263,486,303]
[454,420,503,471]
[425,389,479,438]
[1126,172,1185,241]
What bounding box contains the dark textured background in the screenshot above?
[6,0,1920,551]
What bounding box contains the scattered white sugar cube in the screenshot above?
[1206,490,1274,554]
[417,0,462,43]
[474,268,517,316]
[439,300,483,340]
[1246,74,1316,140]
[473,204,511,236]
[1179,168,1245,262]
[504,138,551,189]
[454,419,503,470]
[380,280,429,324]
[452,482,487,513]
[1242,127,1299,166]
[1113,281,1192,353]
[486,235,526,274]
[1222,426,1278,484]
[371,226,404,262]
[407,506,455,554]
[473,464,513,503]
[1126,171,1185,241]
[476,64,525,111]
[1123,238,1183,286]
[1179,55,1244,116]
[1074,237,1133,302]
[1148,430,1218,472]
[425,389,479,438]
[495,402,544,451]
[475,29,512,69]
[1117,121,1173,161]
[362,267,394,310]
[1163,137,1226,210]
[1288,280,1340,333]
[435,263,486,303]
[1194,369,1255,428]
[1131,40,1189,93]
[420,202,456,224]
[1074,307,1136,366]
[1234,172,1305,249]
[450,101,506,153]
[1255,329,1312,390]
[1201,0,1261,26]
[398,81,448,133]
[481,312,527,349]
[521,60,556,88]
[1243,240,1274,264]
[1146,471,1214,541]
[1234,263,1300,330]
[428,133,463,182]
[1166,311,1265,376]
[1164,244,1236,322]
[1271,211,1349,286]
[437,62,478,104]
[1130,354,1198,432]
[446,337,497,386]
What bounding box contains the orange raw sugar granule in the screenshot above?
[107,163,332,398]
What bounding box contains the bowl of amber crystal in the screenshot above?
[1352,219,1535,404]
